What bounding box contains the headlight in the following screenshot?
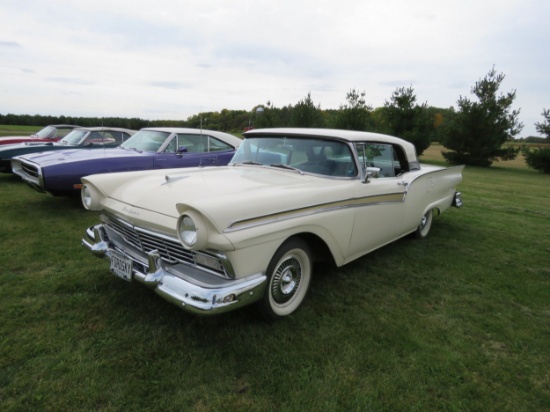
[180,215,197,246]
[177,211,208,250]
[81,184,101,210]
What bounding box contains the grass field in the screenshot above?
[0,140,549,411]
[0,125,41,136]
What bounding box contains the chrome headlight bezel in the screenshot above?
[177,210,208,250]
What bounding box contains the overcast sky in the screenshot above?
[0,0,548,137]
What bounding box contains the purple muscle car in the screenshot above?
[11,127,242,196]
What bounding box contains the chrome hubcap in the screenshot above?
[420,215,427,228]
[271,256,301,304]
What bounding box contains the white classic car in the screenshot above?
[82,128,463,320]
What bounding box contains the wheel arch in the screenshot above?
[284,232,337,267]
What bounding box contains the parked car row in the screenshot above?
[6,126,463,320]
[0,126,136,173]
[0,124,80,146]
[10,127,241,196]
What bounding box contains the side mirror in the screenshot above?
[362,166,381,183]
[177,146,188,154]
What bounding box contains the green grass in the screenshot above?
[0,125,41,137]
[1,149,549,411]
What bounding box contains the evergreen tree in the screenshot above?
[334,89,372,131]
[441,67,523,166]
[383,86,432,156]
[535,108,550,140]
[290,92,324,128]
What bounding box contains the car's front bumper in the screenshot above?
[11,158,45,192]
[82,224,267,315]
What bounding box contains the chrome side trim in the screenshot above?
[225,192,405,233]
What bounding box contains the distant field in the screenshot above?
[0,125,41,136]
[0,136,548,411]
[419,142,532,169]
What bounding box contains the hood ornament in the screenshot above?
[163,174,189,185]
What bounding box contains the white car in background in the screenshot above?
[82,128,463,320]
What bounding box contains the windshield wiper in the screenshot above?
[232,160,262,166]
[120,146,142,153]
[269,164,304,175]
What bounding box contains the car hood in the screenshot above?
[17,147,147,167]
[85,166,354,233]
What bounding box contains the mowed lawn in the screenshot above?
[0,143,549,411]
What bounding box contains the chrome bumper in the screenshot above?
[11,159,45,192]
[453,191,463,208]
[82,224,267,316]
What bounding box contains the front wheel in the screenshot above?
[415,209,433,239]
[258,238,312,321]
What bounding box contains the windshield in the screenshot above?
[34,126,56,138]
[60,130,88,145]
[231,136,358,177]
[120,130,170,152]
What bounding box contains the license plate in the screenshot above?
[110,250,133,282]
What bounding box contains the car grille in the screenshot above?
[104,214,228,278]
[20,162,41,178]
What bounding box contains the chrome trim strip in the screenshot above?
[225,192,405,233]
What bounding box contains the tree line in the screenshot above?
[2,67,549,172]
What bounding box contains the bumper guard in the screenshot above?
[82,224,267,316]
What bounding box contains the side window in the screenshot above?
[207,136,233,152]
[100,131,117,146]
[87,132,125,146]
[86,131,105,145]
[356,143,409,178]
[166,134,207,153]
[164,135,178,153]
[167,134,233,153]
[367,144,395,177]
[108,131,129,145]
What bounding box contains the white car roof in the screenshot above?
[141,127,242,147]
[243,128,419,163]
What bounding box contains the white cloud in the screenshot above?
[0,0,548,136]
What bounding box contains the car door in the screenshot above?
[154,134,218,169]
[346,142,409,259]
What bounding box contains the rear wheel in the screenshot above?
[258,238,312,321]
[415,209,433,239]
